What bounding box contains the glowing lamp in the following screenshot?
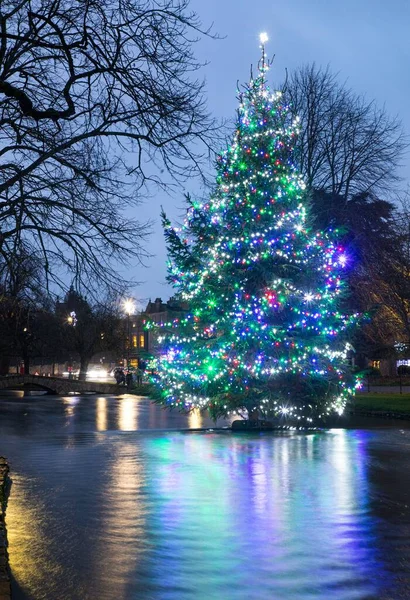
[259,32,269,44]
[123,298,135,315]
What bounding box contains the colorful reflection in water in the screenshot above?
[0,395,408,600]
[143,431,382,600]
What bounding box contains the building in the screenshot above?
[125,297,185,368]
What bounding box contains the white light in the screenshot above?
[123,298,135,315]
[259,32,269,45]
[87,369,108,379]
[67,311,77,326]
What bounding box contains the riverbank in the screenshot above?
[355,392,410,419]
[128,384,151,396]
[0,458,10,600]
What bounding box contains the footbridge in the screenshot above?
[0,374,125,396]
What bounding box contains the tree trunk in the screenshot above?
[0,356,10,376]
[23,355,30,375]
[248,408,259,422]
[79,357,89,381]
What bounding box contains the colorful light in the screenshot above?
[150,40,358,424]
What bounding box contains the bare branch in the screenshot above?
[0,0,221,294]
[282,64,407,200]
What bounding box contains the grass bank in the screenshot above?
[355,393,410,415]
[128,384,151,396]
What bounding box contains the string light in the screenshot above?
[149,40,358,423]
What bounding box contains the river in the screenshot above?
[0,393,410,600]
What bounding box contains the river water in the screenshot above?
[1,393,410,600]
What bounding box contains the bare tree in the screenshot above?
[283,64,406,200]
[56,287,123,380]
[0,246,52,373]
[0,0,218,292]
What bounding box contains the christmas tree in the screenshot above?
[151,35,358,424]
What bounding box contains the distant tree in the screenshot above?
[353,196,410,356]
[58,288,123,380]
[0,248,51,373]
[310,189,398,293]
[0,292,29,373]
[0,0,218,293]
[306,189,404,359]
[281,65,407,362]
[30,309,69,374]
[283,64,406,200]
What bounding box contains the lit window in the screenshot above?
[132,335,137,348]
[139,334,145,348]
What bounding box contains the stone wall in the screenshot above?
[0,458,11,600]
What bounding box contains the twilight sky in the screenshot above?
[129,0,410,309]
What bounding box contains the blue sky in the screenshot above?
[130,0,410,309]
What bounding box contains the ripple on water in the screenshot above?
[0,396,409,599]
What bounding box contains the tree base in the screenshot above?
[231,419,274,431]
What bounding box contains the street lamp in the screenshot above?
[67,311,77,326]
[66,311,77,378]
[123,299,135,370]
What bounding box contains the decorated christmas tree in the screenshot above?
[150,35,358,424]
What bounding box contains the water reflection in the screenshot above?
[0,396,409,599]
[140,432,383,599]
[89,443,147,599]
[6,476,63,598]
[96,397,107,432]
[118,397,138,431]
[188,409,203,429]
[63,396,79,416]
[0,394,226,437]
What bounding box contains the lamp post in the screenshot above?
[123,299,135,371]
[66,311,77,378]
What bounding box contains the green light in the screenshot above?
[152,43,358,423]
